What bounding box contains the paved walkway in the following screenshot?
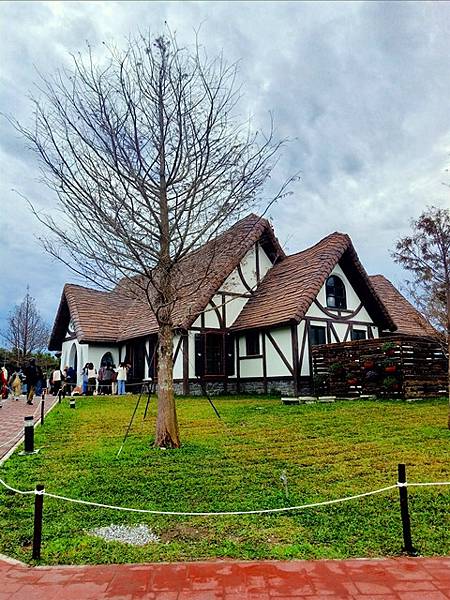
[0,556,449,599]
[0,394,58,461]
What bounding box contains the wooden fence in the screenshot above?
[311,335,448,398]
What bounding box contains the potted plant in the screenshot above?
[382,376,399,391]
[329,362,345,378]
[365,369,378,382]
[347,376,358,386]
[381,341,396,356]
[383,358,397,373]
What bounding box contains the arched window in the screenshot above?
[100,351,114,367]
[69,343,78,373]
[326,275,347,309]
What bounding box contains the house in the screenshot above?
[49,214,436,396]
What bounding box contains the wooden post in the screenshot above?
[40,400,45,426]
[32,484,44,560]
[397,463,417,555]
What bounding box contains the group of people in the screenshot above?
[0,359,47,405]
[0,360,131,404]
[80,362,129,396]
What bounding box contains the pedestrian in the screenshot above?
[99,363,113,395]
[51,367,63,396]
[117,362,128,395]
[111,364,118,395]
[87,363,97,395]
[81,363,89,395]
[8,365,23,401]
[35,364,44,397]
[23,359,39,405]
[0,366,8,404]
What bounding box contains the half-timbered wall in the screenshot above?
[297,264,379,378]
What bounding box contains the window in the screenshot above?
[351,329,367,341]
[326,275,347,309]
[245,331,260,356]
[309,325,326,346]
[100,351,114,367]
[205,333,224,375]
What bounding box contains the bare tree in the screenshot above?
[392,206,450,426]
[3,288,50,361]
[13,32,294,447]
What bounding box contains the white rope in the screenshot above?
[0,477,448,515]
[0,477,397,514]
[0,477,36,495]
[407,482,450,488]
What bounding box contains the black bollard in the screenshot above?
[40,399,45,426]
[397,463,417,555]
[32,484,44,560]
[24,416,34,453]
[58,388,62,404]
[69,397,75,409]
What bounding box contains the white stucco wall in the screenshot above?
[192,242,274,329]
[306,264,373,322]
[60,340,119,385]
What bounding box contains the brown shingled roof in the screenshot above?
[50,214,284,348]
[118,214,284,340]
[369,275,437,338]
[48,284,132,350]
[231,232,396,331]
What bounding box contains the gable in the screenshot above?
[306,263,374,323]
[192,241,276,329]
[231,232,395,332]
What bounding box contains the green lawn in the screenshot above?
[0,395,449,565]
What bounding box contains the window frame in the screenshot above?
[326,275,347,309]
[351,328,367,341]
[309,325,327,346]
[245,331,261,356]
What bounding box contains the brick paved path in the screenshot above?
[0,556,449,599]
[0,394,58,461]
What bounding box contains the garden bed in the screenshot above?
[0,395,449,564]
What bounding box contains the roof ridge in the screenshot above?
[285,231,351,260]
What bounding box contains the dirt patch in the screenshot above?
[159,524,215,543]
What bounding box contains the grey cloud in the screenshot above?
[1,0,450,335]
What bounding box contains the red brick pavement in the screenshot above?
[0,556,449,599]
[0,394,58,461]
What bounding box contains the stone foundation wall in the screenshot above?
[174,378,306,397]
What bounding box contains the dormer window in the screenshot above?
[326,275,347,309]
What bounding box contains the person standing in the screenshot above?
[24,359,39,405]
[0,366,8,404]
[35,364,44,397]
[87,363,97,395]
[111,364,118,395]
[117,362,128,395]
[8,366,23,401]
[81,363,89,395]
[51,367,63,396]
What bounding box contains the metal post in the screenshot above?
[32,484,44,560]
[24,416,34,453]
[40,399,45,426]
[70,397,75,409]
[397,463,417,555]
[58,388,62,404]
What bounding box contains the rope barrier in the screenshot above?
[0,477,447,515]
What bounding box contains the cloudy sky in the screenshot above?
[1,1,450,337]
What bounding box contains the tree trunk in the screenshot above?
[154,322,180,448]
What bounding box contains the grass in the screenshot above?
[0,394,449,565]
